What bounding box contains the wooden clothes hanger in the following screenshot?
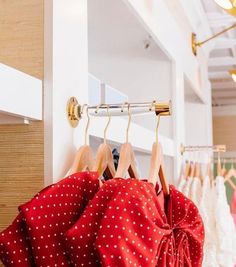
[221,159,227,177]
[193,162,200,179]
[92,105,116,180]
[224,161,236,190]
[115,103,139,179]
[184,160,191,179]
[189,161,195,178]
[217,152,223,177]
[70,105,94,174]
[148,113,169,195]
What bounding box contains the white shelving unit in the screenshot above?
[44,0,212,184]
[0,63,42,124]
[87,0,174,179]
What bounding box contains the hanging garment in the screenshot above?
[231,189,236,225]
[0,171,100,267]
[65,178,204,267]
[214,176,236,267]
[189,177,202,208]
[177,176,187,193]
[199,176,219,267]
[182,177,192,198]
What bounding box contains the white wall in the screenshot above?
[44,0,213,182]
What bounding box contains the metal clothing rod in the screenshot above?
[212,158,236,163]
[88,101,171,115]
[180,144,226,155]
[67,97,171,128]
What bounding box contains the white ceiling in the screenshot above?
[201,0,236,106]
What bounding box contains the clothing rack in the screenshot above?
[213,158,236,164]
[180,144,226,155]
[66,97,171,128]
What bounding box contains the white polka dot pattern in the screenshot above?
[0,171,100,267]
[65,178,204,267]
[0,213,34,266]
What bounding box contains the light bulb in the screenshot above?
[229,70,236,82]
[231,73,236,82]
[214,0,233,9]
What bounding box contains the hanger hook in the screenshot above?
[84,104,90,145]
[126,103,131,143]
[149,100,156,111]
[156,114,161,143]
[104,105,111,144]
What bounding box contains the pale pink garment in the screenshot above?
[231,190,236,225]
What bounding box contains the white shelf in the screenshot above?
[0,63,42,124]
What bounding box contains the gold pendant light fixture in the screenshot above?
[229,70,236,82]
[214,0,236,16]
[192,0,236,56]
[214,0,234,10]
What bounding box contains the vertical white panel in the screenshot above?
[172,63,185,180]
[44,0,88,184]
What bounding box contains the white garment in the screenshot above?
[189,177,202,208]
[199,176,219,267]
[177,176,187,193]
[214,176,236,267]
[182,177,192,198]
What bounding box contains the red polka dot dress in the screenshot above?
[65,178,204,267]
[0,171,100,267]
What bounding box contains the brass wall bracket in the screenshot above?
[67,97,81,128]
[192,33,198,56]
[155,101,171,116]
[192,23,236,56]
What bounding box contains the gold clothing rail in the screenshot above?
[66,97,171,128]
[180,144,226,155]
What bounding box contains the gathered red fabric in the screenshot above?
[0,171,100,267]
[155,185,204,266]
[1,174,204,267]
[65,178,204,267]
[0,213,35,266]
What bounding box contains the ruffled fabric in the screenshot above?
[0,172,100,267]
[0,213,35,266]
[65,178,204,267]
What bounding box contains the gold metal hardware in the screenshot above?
[192,33,197,56]
[84,105,90,145]
[180,144,226,155]
[156,114,161,143]
[66,97,171,128]
[192,23,236,56]
[154,101,171,116]
[66,97,81,128]
[126,103,131,143]
[214,0,236,17]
